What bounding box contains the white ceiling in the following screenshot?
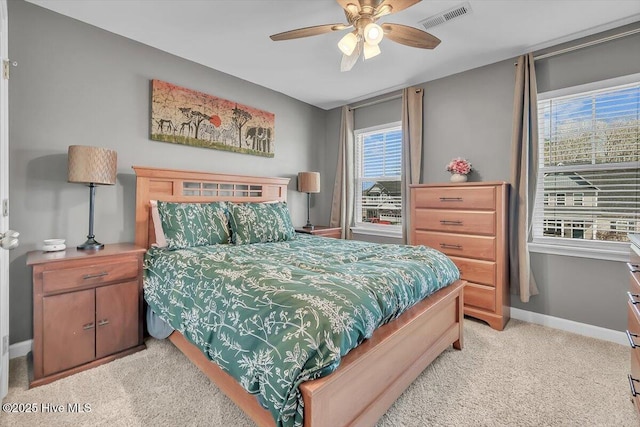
[26,0,640,110]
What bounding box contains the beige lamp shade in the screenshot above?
[298,172,320,193]
[68,145,117,185]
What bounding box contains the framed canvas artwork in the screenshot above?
[151,79,275,157]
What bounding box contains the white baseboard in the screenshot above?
[511,308,627,346]
[9,339,32,359]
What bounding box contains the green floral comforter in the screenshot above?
[144,234,459,427]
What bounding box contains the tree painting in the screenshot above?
[231,104,252,148]
[151,80,275,157]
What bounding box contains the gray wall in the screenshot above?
[8,1,326,343]
[321,23,640,331]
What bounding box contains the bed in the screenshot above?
[133,166,465,427]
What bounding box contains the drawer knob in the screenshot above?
[440,243,462,250]
[439,197,463,202]
[628,263,640,273]
[626,330,639,349]
[440,220,463,225]
[98,319,110,327]
[628,292,640,305]
[82,322,95,330]
[629,375,640,397]
[83,272,108,280]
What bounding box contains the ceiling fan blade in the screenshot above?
[270,24,349,41]
[381,23,441,49]
[341,39,362,72]
[377,0,421,15]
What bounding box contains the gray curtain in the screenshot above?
[329,105,354,240]
[401,87,424,244]
[509,53,539,302]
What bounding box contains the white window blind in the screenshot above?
[354,123,402,233]
[534,79,639,249]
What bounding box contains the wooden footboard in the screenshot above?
[168,279,465,427]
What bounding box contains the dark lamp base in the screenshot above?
[77,237,104,250]
[303,223,315,230]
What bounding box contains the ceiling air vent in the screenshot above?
[420,2,472,31]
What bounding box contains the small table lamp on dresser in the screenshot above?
[67,145,117,250]
[298,171,320,230]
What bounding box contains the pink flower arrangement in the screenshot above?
[446,157,472,175]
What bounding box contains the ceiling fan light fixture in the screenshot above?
[338,32,358,56]
[346,3,360,15]
[374,4,393,18]
[363,42,381,60]
[364,23,384,45]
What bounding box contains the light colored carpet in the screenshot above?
[2,319,638,427]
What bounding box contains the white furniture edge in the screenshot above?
[511,308,627,346]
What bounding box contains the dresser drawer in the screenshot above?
[415,231,496,261]
[628,300,640,339]
[414,209,496,235]
[631,263,640,295]
[412,186,496,210]
[42,259,139,294]
[631,337,640,412]
[450,256,496,287]
[464,283,496,312]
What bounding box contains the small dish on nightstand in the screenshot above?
[43,239,66,252]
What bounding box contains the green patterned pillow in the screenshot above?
[157,201,230,249]
[229,202,295,245]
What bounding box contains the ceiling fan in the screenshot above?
[270,0,441,72]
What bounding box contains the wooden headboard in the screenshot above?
[133,166,290,249]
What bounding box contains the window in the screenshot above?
[533,76,639,257]
[354,123,402,236]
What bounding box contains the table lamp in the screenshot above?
[298,171,320,230]
[67,145,117,250]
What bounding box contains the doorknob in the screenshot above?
[0,230,19,250]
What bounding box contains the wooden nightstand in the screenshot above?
[26,243,146,388]
[295,226,342,239]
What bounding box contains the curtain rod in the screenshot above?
[533,27,640,61]
[349,93,402,111]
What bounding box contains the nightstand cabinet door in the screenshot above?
[96,281,139,359]
[42,289,95,376]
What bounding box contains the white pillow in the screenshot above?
[150,200,168,248]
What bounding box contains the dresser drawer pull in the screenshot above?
[628,292,640,305]
[83,272,108,280]
[82,322,95,330]
[628,263,640,273]
[440,243,462,250]
[439,197,463,202]
[629,375,640,397]
[440,220,463,225]
[626,330,639,348]
[98,319,110,327]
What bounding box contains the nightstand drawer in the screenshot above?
[414,209,496,235]
[413,186,496,210]
[42,258,139,294]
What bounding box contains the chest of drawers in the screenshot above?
[410,182,510,330]
[27,243,146,387]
